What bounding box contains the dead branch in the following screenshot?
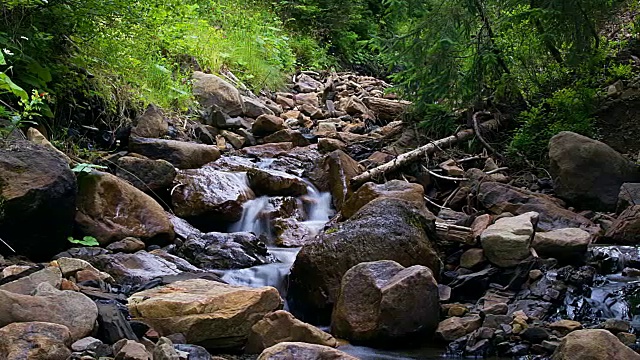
[472,111,504,160]
[350,119,500,188]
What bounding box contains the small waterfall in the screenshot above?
[229,196,271,236]
[301,184,333,236]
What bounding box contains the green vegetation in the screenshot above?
[67,236,100,247]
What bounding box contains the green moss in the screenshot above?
[325,227,339,234]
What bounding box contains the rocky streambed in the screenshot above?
[0,70,640,360]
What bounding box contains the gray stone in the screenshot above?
[480,212,537,267]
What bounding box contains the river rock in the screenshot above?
[294,74,324,93]
[436,315,483,341]
[294,93,320,107]
[246,310,337,354]
[172,167,254,227]
[115,156,176,192]
[131,104,169,138]
[128,279,282,349]
[549,131,640,212]
[0,282,98,341]
[56,257,113,282]
[0,322,72,360]
[551,329,640,360]
[153,337,181,360]
[288,198,440,324]
[115,340,151,360]
[0,140,76,260]
[341,180,424,220]
[129,137,220,169]
[310,150,364,211]
[532,228,592,261]
[192,71,244,116]
[71,336,103,352]
[605,205,640,244]
[75,170,175,245]
[106,237,147,253]
[248,168,308,196]
[618,183,640,213]
[459,248,486,270]
[273,218,313,247]
[549,320,583,335]
[318,138,346,153]
[480,212,537,267]
[477,182,598,233]
[253,114,285,136]
[176,231,275,269]
[241,142,294,158]
[332,260,440,344]
[257,342,358,360]
[243,96,275,118]
[264,129,310,147]
[341,96,374,118]
[0,266,62,295]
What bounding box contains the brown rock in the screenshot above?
[551,329,640,360]
[264,129,310,147]
[310,150,363,211]
[248,168,308,197]
[253,114,285,136]
[548,320,583,335]
[115,340,151,360]
[274,218,313,247]
[532,228,592,261]
[294,93,320,107]
[129,136,220,169]
[242,143,294,158]
[332,260,440,344]
[436,315,483,341]
[0,266,62,295]
[341,180,424,220]
[75,171,175,245]
[116,156,177,192]
[605,205,640,244]
[0,322,72,360]
[257,342,357,360]
[459,248,486,269]
[128,279,283,349]
[617,183,640,213]
[471,214,493,239]
[106,237,147,253]
[26,127,72,164]
[131,104,169,138]
[362,97,410,122]
[246,310,337,354]
[242,96,275,118]
[192,71,244,116]
[318,138,346,153]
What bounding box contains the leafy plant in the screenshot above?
[67,236,100,247]
[71,163,108,174]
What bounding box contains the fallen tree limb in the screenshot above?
[350,118,500,188]
[473,111,504,160]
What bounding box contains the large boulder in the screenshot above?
[176,231,275,269]
[0,266,62,295]
[605,205,640,244]
[0,282,98,341]
[0,141,76,260]
[532,228,592,261]
[617,183,640,213]
[341,180,424,220]
[192,71,244,116]
[258,342,357,360]
[480,212,537,268]
[171,167,254,229]
[0,322,72,360]
[477,182,598,234]
[549,131,640,211]
[551,329,640,360]
[115,156,176,192]
[128,279,282,350]
[331,260,440,344]
[246,310,337,354]
[130,104,169,138]
[288,198,440,324]
[310,150,364,211]
[75,171,175,245]
[248,168,308,197]
[252,114,285,136]
[243,96,275,118]
[129,136,220,169]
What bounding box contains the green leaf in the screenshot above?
[67,236,100,246]
[0,72,28,101]
[0,52,5,65]
[71,163,107,173]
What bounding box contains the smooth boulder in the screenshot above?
[288,198,440,324]
[605,205,640,244]
[532,228,592,261]
[248,168,308,197]
[131,104,169,138]
[0,140,76,260]
[310,150,364,211]
[257,342,358,360]
[129,136,220,169]
[341,180,424,220]
[331,260,440,344]
[480,212,537,267]
[128,279,282,349]
[549,131,640,211]
[115,156,176,192]
[177,231,275,269]
[0,322,72,360]
[551,329,640,360]
[192,71,244,116]
[75,171,175,245]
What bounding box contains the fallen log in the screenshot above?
[350,119,500,188]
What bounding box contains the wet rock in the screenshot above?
[288,198,440,324]
[264,129,310,147]
[549,131,640,211]
[129,136,220,169]
[241,142,294,158]
[131,104,169,138]
[318,138,347,153]
[340,180,424,220]
[54,247,111,262]
[176,231,275,269]
[153,337,181,360]
[257,342,357,360]
[332,260,440,344]
[521,327,550,344]
[482,315,512,329]
[310,150,364,211]
[243,96,275,118]
[459,249,486,270]
[480,212,537,267]
[248,168,309,197]
[174,344,211,359]
[128,279,282,350]
[106,237,147,253]
[0,266,62,294]
[477,182,598,234]
[172,167,254,226]
[532,228,592,261]
[0,282,98,341]
[116,156,177,192]
[617,332,637,346]
[605,205,640,244]
[75,171,175,245]
[0,322,72,360]
[246,310,337,354]
[273,218,313,247]
[253,114,285,136]
[436,315,483,341]
[618,183,640,213]
[96,300,139,344]
[551,329,640,360]
[114,340,151,360]
[0,140,76,260]
[192,71,244,116]
[602,319,631,334]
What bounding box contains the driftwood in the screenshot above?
[435,222,475,245]
[350,118,500,188]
